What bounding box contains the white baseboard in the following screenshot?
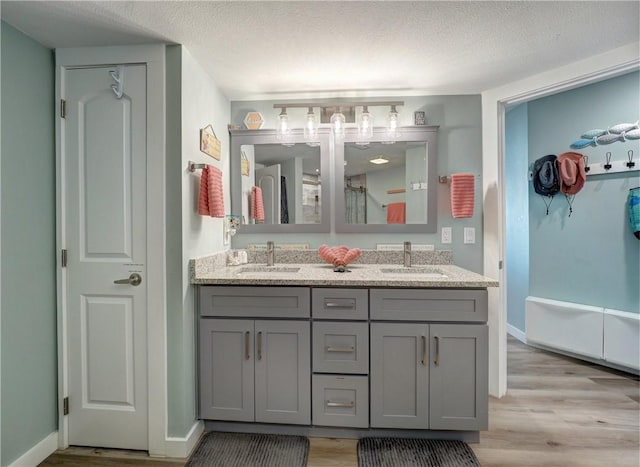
[8,431,58,467]
[506,323,526,343]
[164,420,204,459]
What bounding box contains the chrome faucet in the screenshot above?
[404,241,411,267]
[266,241,275,267]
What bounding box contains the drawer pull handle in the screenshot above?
[326,400,355,408]
[245,331,250,360]
[326,346,355,353]
[257,331,262,360]
[421,335,427,366]
[434,335,440,367]
[325,302,355,309]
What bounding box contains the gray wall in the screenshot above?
[230,95,484,273]
[505,103,530,332]
[1,22,57,465]
[528,71,640,313]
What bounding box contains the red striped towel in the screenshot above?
[386,202,406,224]
[450,173,475,218]
[198,165,225,217]
[251,186,265,223]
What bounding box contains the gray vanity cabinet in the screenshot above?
[199,286,311,425]
[429,324,488,430]
[200,318,310,425]
[370,322,430,429]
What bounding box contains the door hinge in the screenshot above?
[63,397,69,415]
[499,260,504,270]
[60,99,66,119]
[61,249,67,268]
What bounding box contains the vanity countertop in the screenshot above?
[191,262,498,288]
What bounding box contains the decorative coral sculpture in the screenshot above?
[318,245,362,271]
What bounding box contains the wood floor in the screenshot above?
[40,337,639,467]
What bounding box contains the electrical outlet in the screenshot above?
[441,227,452,244]
[464,227,475,244]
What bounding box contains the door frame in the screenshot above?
[55,45,167,455]
[481,43,639,397]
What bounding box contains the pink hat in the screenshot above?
[557,152,586,195]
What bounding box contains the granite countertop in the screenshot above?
[191,251,498,288]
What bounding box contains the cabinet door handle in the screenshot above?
[244,331,250,360]
[325,302,355,309]
[434,335,440,367]
[326,346,355,353]
[421,335,427,366]
[257,331,262,360]
[326,400,355,408]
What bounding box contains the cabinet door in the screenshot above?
[429,324,488,430]
[370,322,429,429]
[199,319,254,421]
[254,320,311,425]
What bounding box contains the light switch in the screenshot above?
[442,227,452,244]
[464,227,475,244]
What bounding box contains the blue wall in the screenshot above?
[1,22,57,465]
[528,71,640,314]
[505,103,530,332]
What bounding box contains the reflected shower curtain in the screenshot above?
[345,186,367,224]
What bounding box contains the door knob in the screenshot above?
[114,273,142,286]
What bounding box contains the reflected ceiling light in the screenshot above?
[358,105,373,139]
[387,105,401,139]
[276,108,290,140]
[369,156,389,165]
[330,109,346,138]
[304,107,318,140]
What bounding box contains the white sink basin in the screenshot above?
[379,267,447,278]
[236,266,300,274]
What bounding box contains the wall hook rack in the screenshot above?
[584,151,640,176]
[189,161,207,172]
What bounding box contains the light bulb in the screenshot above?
[387,105,401,139]
[331,111,346,138]
[304,107,318,140]
[358,106,373,139]
[276,108,290,140]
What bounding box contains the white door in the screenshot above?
[255,164,281,224]
[65,65,148,449]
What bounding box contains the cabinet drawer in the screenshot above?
[370,289,487,322]
[312,375,369,428]
[312,288,368,320]
[199,286,310,318]
[313,322,369,374]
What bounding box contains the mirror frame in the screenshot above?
[335,126,439,233]
[230,127,331,233]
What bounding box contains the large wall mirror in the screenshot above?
[335,126,438,233]
[230,128,331,233]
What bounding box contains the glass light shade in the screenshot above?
[358,107,373,139]
[386,106,401,139]
[304,108,318,140]
[276,109,290,140]
[331,111,346,138]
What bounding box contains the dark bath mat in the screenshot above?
[358,437,481,467]
[186,431,309,467]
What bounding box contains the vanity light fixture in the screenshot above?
[369,156,390,165]
[272,101,404,139]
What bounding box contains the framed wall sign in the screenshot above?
[200,124,221,160]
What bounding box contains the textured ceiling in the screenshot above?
[2,1,639,100]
